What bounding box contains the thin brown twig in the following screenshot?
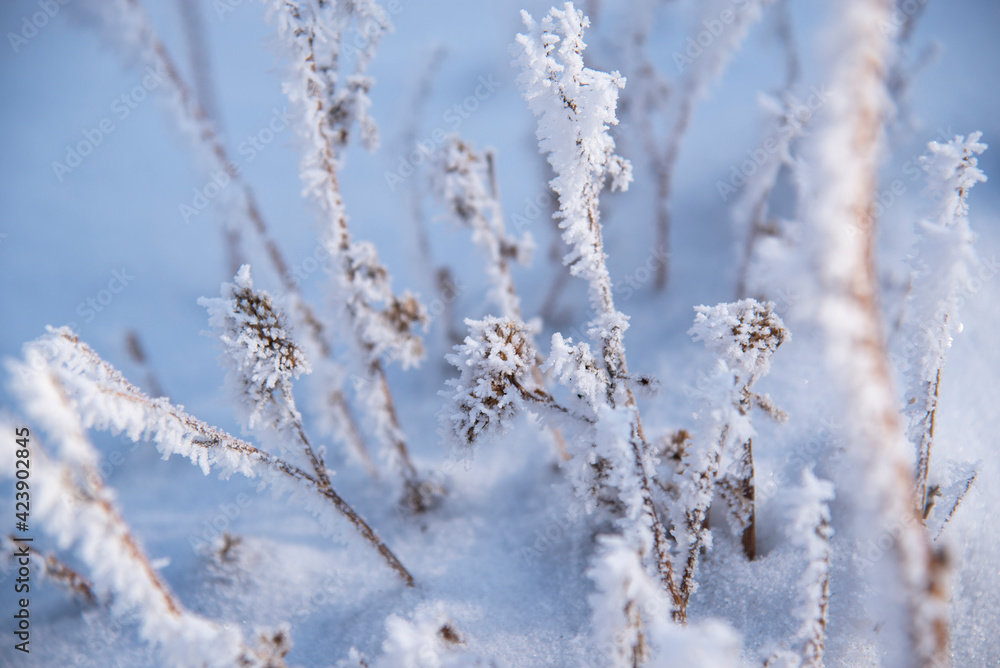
[7,536,97,605]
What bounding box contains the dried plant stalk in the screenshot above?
[804,0,947,663]
[16,329,414,588]
[272,0,434,509]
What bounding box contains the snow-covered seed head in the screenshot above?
[444,317,536,447]
[200,265,309,428]
[690,299,789,382]
[385,292,427,337]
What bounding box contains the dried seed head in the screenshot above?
[690,299,789,382]
[200,265,310,429]
[443,317,536,447]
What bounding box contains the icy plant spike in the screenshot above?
[199,266,327,483]
[513,3,682,619]
[903,132,987,516]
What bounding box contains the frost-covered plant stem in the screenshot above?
[2,384,289,667]
[903,133,987,516]
[272,0,433,508]
[93,0,375,479]
[16,329,415,587]
[790,471,834,668]
[513,2,681,614]
[804,1,945,663]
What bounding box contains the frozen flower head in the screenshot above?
[443,317,536,448]
[690,299,789,382]
[344,241,428,367]
[200,265,310,429]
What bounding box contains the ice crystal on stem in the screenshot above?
[10,327,415,588]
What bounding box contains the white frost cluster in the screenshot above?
[443,317,536,448]
[373,603,484,668]
[904,132,987,383]
[542,332,609,415]
[199,265,310,434]
[690,299,789,383]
